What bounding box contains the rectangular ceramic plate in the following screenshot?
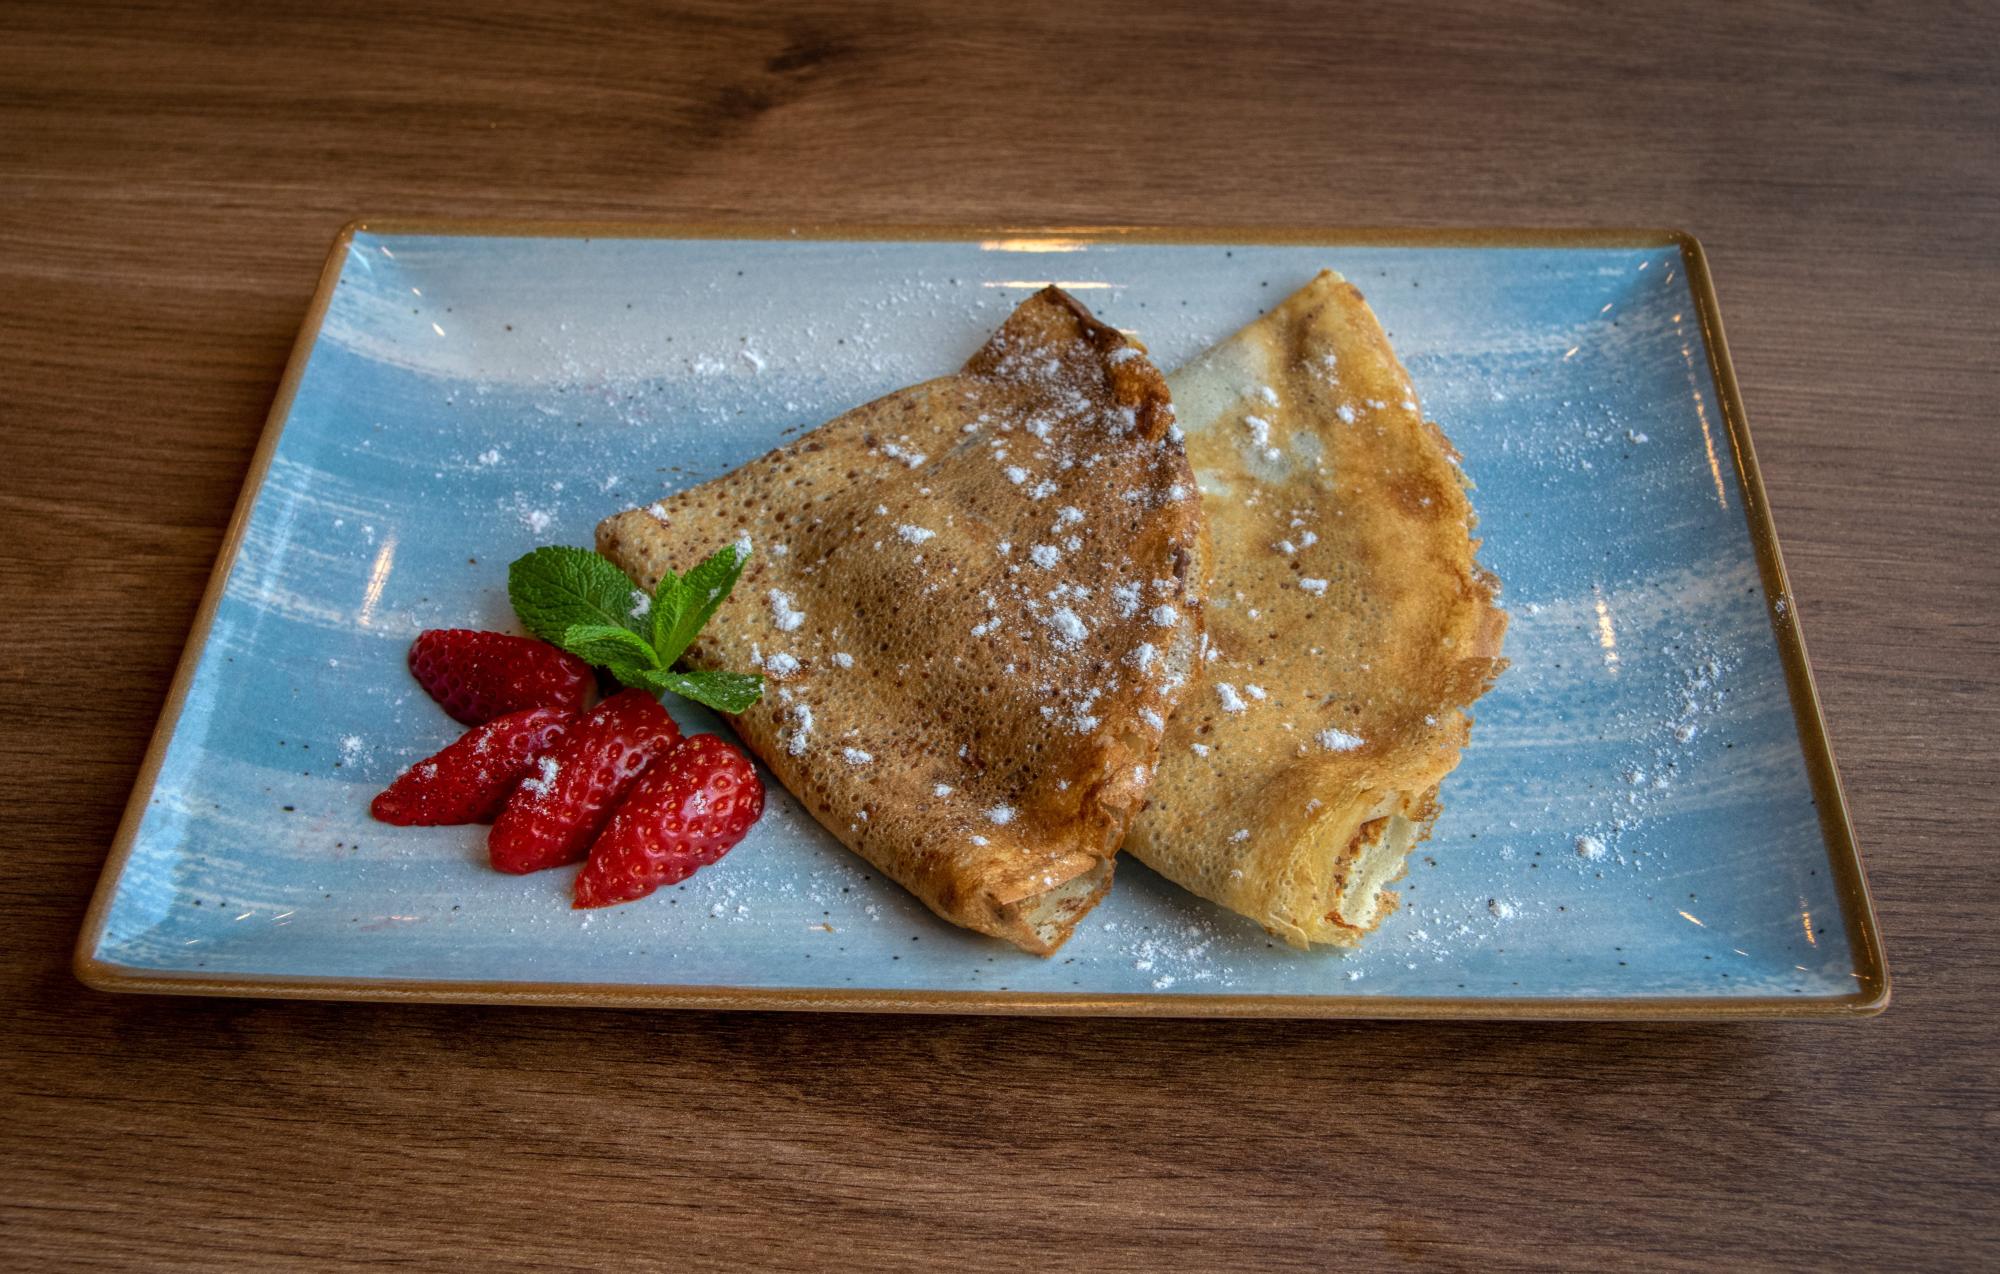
[76,223,1887,1018]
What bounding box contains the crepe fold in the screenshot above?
[599,288,1206,954]
[1124,271,1506,948]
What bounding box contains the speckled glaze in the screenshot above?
[77,229,1884,1015]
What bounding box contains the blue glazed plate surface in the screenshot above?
[78,228,1883,1015]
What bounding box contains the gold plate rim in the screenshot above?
[73,219,1889,1021]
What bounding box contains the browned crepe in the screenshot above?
[599,288,1206,954]
[1125,271,1507,948]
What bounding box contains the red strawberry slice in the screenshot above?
[574,734,764,909]
[409,629,593,725]
[370,707,574,826]
[487,689,682,874]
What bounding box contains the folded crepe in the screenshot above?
[599,288,1207,954]
[1125,271,1506,948]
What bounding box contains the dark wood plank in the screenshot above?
[2,1,1994,1268]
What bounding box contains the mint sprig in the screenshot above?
[508,542,765,714]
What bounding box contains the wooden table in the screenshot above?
[4,3,1994,1268]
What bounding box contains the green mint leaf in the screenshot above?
[508,540,762,712]
[652,542,751,666]
[646,568,691,664]
[560,623,659,672]
[604,661,663,691]
[509,546,640,645]
[641,669,765,714]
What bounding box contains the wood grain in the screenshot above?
[3,1,1995,1268]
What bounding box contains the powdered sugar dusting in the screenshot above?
[782,702,815,756]
[520,755,560,797]
[767,589,805,632]
[1042,607,1088,648]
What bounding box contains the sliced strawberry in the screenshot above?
[574,734,764,909]
[409,629,593,725]
[487,689,682,874]
[370,707,574,826]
